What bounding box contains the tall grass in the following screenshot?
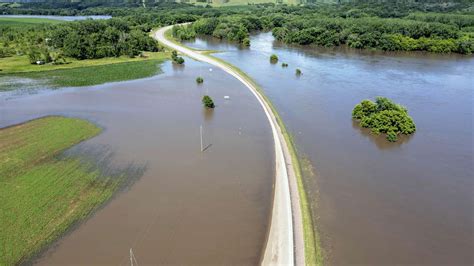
[0,116,122,265]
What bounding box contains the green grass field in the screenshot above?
[0,116,121,265]
[0,52,169,90]
[0,52,169,74]
[0,17,62,26]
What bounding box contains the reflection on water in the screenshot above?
[184,33,474,265]
[350,120,413,150]
[1,59,273,265]
[203,108,215,121]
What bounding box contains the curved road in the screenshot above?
[153,25,305,265]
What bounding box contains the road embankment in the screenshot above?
[153,25,315,265]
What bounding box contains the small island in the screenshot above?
[352,97,416,142]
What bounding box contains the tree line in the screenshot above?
[183,3,473,54]
[2,1,473,60]
[0,18,163,63]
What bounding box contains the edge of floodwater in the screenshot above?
[156,26,323,265]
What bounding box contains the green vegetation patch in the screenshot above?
[0,116,122,265]
[1,59,164,90]
[171,50,185,64]
[0,17,62,26]
[352,97,416,142]
[187,4,474,54]
[172,24,196,41]
[202,95,215,108]
[270,54,278,63]
[0,52,168,74]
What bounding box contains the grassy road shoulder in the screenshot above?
[0,116,123,265]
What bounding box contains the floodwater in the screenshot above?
[0,59,274,264]
[0,15,111,21]
[184,33,474,265]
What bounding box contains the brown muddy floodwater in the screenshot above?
[0,59,274,264]
[184,33,474,265]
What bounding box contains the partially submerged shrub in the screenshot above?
[175,57,185,64]
[282,63,288,67]
[196,76,204,84]
[296,68,302,75]
[270,54,278,63]
[242,38,250,47]
[352,97,416,142]
[202,95,215,108]
[171,50,185,64]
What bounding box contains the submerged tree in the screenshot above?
[242,38,250,47]
[202,95,215,108]
[270,54,278,63]
[171,50,185,64]
[352,97,416,142]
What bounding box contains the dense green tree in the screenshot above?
[270,54,278,63]
[172,25,196,40]
[353,97,416,142]
[202,95,215,108]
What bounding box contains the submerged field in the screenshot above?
[0,116,123,265]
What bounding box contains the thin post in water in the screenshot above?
[200,125,203,152]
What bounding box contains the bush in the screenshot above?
[242,37,250,47]
[175,57,185,64]
[172,25,196,41]
[202,95,215,108]
[282,63,288,67]
[296,68,302,75]
[171,50,185,64]
[270,54,278,63]
[352,97,416,142]
[196,76,204,84]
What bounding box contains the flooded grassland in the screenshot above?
[0,59,274,264]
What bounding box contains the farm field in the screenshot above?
[0,116,122,265]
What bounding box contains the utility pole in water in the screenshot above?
[200,125,203,152]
